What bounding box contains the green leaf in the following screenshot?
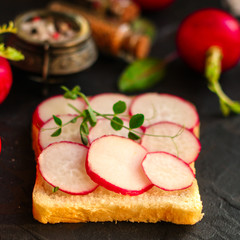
[128,132,141,140]
[61,85,81,100]
[0,21,17,34]
[111,117,123,131]
[131,18,156,41]
[51,128,62,137]
[0,44,24,61]
[129,114,144,129]
[70,117,78,123]
[52,115,62,127]
[80,121,89,135]
[86,108,97,127]
[118,58,165,92]
[52,186,59,193]
[81,109,87,118]
[72,86,81,94]
[81,132,89,145]
[113,101,126,114]
[63,91,78,100]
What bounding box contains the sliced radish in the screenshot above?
[86,135,152,195]
[130,93,199,130]
[39,114,83,150]
[141,122,200,164]
[38,142,98,195]
[32,95,85,128]
[88,118,143,144]
[89,93,132,116]
[142,152,195,191]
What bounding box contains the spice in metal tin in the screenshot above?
[20,15,77,43]
[49,1,150,61]
[8,10,98,83]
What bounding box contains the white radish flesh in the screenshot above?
[86,135,152,195]
[142,152,195,191]
[39,115,83,150]
[89,93,132,116]
[88,118,143,144]
[141,122,200,164]
[130,93,199,130]
[33,95,85,128]
[38,142,98,195]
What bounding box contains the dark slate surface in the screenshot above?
[1,0,240,239]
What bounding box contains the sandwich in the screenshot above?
[32,90,203,224]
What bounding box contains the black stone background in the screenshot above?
[1,0,240,239]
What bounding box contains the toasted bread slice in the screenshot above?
[33,165,203,224]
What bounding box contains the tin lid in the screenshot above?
[14,9,91,48]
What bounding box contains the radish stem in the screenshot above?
[205,46,240,116]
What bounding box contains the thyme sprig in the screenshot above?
[49,85,184,148]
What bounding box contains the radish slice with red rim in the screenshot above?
[86,135,152,195]
[141,122,200,164]
[39,114,83,150]
[38,142,98,195]
[130,93,199,130]
[89,93,132,116]
[142,152,195,191]
[88,118,143,144]
[32,95,85,128]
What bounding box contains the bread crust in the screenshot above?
[33,166,203,224]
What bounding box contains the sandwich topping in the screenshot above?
[35,86,201,196]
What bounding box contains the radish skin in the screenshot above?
[88,118,143,144]
[130,93,199,130]
[32,95,85,128]
[38,114,83,150]
[86,135,152,196]
[177,8,240,72]
[89,93,132,116]
[177,8,240,116]
[142,152,195,191]
[141,122,201,164]
[38,142,98,195]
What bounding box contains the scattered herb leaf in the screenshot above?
[51,128,62,137]
[118,58,165,92]
[113,101,126,114]
[0,21,17,34]
[80,132,89,145]
[53,115,62,127]
[111,117,123,131]
[46,85,184,154]
[0,22,24,61]
[128,132,141,140]
[0,44,24,61]
[80,121,89,135]
[86,108,97,127]
[52,186,59,193]
[70,117,78,123]
[129,114,144,129]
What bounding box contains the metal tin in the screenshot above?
[8,9,98,83]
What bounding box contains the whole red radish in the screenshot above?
[133,0,174,10]
[0,57,12,104]
[177,8,240,116]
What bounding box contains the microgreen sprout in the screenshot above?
[52,186,59,193]
[47,85,184,154]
